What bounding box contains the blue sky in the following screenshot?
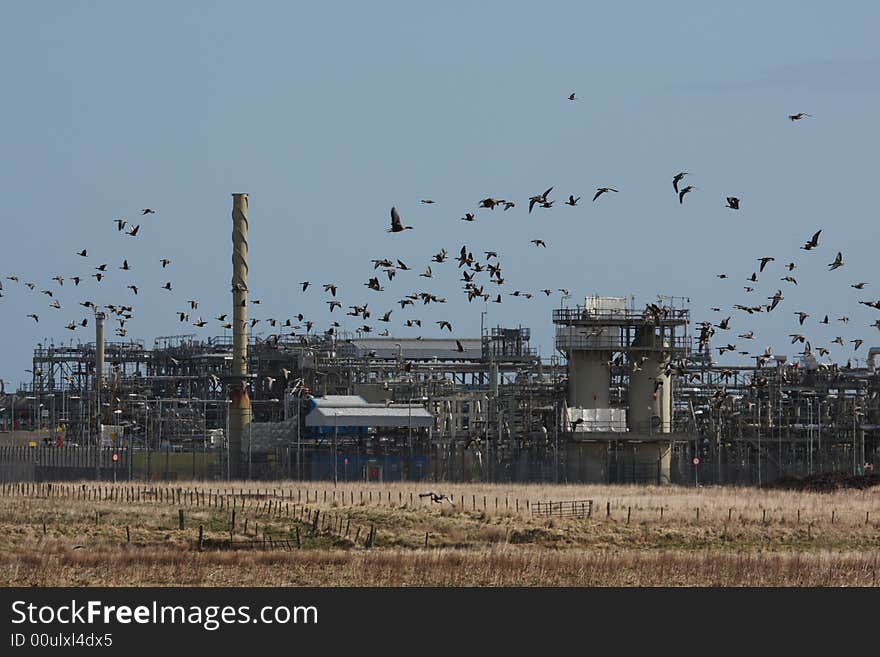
[2,1,880,385]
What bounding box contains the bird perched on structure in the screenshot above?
[388,206,412,233]
[593,187,618,202]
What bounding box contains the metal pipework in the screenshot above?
[95,311,106,426]
[228,193,251,478]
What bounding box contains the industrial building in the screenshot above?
[1,194,877,484]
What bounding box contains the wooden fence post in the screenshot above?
[198,525,203,551]
[627,507,631,524]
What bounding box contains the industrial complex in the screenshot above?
[0,195,877,485]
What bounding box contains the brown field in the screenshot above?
[1,480,879,586]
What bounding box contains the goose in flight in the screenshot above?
[678,185,695,204]
[142,208,156,214]
[851,282,867,290]
[795,311,809,325]
[672,172,688,194]
[758,256,774,272]
[568,93,576,101]
[801,229,821,251]
[126,224,140,237]
[114,218,126,231]
[388,207,412,232]
[827,251,844,271]
[789,112,811,121]
[725,196,740,210]
[593,187,618,202]
[528,187,553,213]
[436,320,453,332]
[530,239,547,248]
[160,258,171,268]
[565,195,580,206]
[419,492,453,504]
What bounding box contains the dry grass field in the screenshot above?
[1,480,878,586]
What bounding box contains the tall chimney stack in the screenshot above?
[228,193,251,478]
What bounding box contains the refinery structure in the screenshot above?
[0,196,877,484]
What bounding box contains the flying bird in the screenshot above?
[114,219,126,231]
[565,195,580,206]
[126,224,140,237]
[758,257,774,272]
[436,320,453,332]
[160,258,171,268]
[672,172,688,194]
[568,93,576,101]
[528,187,553,213]
[827,251,844,271]
[530,239,546,248]
[388,207,412,233]
[725,196,740,210]
[593,187,618,202]
[801,229,821,251]
[789,112,811,121]
[142,208,156,214]
[678,185,695,204]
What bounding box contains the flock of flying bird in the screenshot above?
[0,107,875,378]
